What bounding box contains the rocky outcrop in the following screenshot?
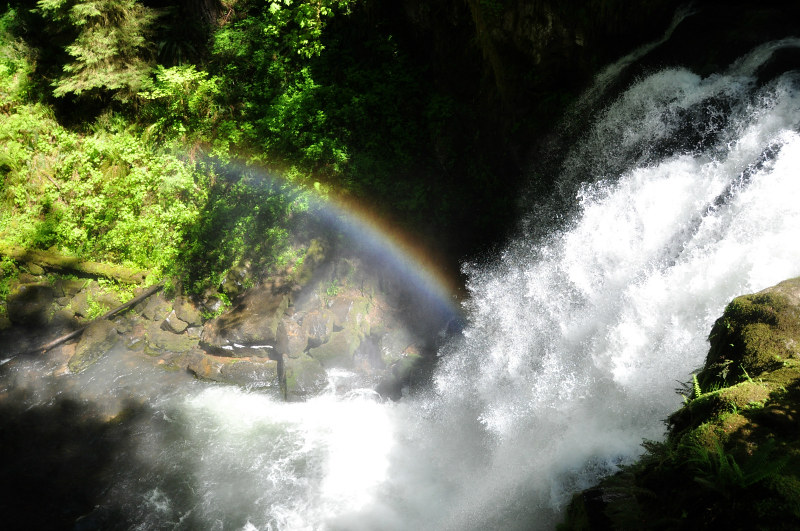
[194,252,451,400]
[67,320,118,373]
[1,241,455,401]
[199,280,290,357]
[560,278,800,530]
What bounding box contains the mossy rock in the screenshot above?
[561,277,800,530]
[200,283,289,355]
[68,320,118,373]
[283,353,327,400]
[670,380,771,434]
[144,322,198,355]
[173,296,203,327]
[306,327,362,369]
[184,350,281,393]
[701,283,800,388]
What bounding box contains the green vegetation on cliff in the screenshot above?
[560,278,800,530]
[1,0,689,310]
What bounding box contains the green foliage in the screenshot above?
[139,65,229,145]
[0,83,201,274]
[692,373,702,399]
[37,0,158,99]
[0,9,32,103]
[685,439,787,497]
[174,161,307,294]
[0,255,19,316]
[84,291,108,320]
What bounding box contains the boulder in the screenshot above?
[161,310,188,334]
[52,278,87,298]
[283,353,328,400]
[306,327,363,369]
[329,294,372,336]
[68,320,118,373]
[301,309,335,349]
[173,296,203,327]
[144,322,198,356]
[185,349,281,393]
[140,292,172,321]
[68,282,123,319]
[700,277,800,388]
[7,282,54,326]
[200,283,290,355]
[283,318,307,358]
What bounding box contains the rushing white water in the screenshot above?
[3,39,800,531]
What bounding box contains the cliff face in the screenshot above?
[560,278,800,530]
[392,0,681,125]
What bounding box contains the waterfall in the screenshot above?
[3,39,800,531]
[334,39,800,529]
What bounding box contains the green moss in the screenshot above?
[701,291,800,388]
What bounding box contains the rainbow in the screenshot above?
[207,156,465,330]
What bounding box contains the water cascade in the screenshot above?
[3,37,800,531]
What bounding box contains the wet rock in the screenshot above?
[68,320,118,373]
[306,327,363,369]
[68,282,122,319]
[174,297,203,327]
[140,293,172,321]
[284,318,307,358]
[283,353,328,400]
[185,326,203,340]
[25,263,44,275]
[301,309,335,349]
[53,278,87,298]
[329,295,372,336]
[185,349,281,393]
[380,328,419,366]
[700,277,800,388]
[0,315,11,330]
[200,283,290,355]
[144,322,198,356]
[7,283,54,326]
[219,359,280,391]
[353,335,383,373]
[376,352,423,400]
[161,310,188,334]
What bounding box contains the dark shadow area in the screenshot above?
[0,391,146,531]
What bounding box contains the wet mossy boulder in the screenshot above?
[173,296,202,327]
[283,353,328,400]
[144,322,198,356]
[306,327,363,369]
[185,349,281,394]
[68,320,118,373]
[200,282,290,356]
[701,278,800,389]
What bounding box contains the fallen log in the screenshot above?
[0,242,148,284]
[36,283,164,354]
